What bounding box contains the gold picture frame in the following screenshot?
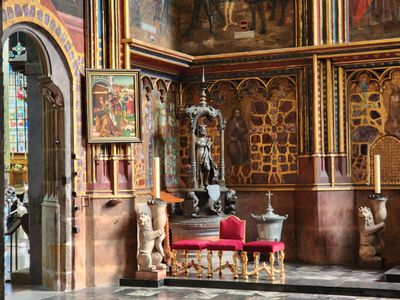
[86,69,141,143]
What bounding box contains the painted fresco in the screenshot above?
[349,68,400,184]
[130,0,177,49]
[50,0,83,18]
[134,77,181,189]
[350,0,400,42]
[39,0,84,52]
[177,0,295,55]
[180,76,298,186]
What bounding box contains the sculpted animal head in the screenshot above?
[358,206,375,227]
[137,211,153,231]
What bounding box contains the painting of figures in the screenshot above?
[177,0,295,55]
[86,70,141,143]
[350,0,400,41]
[129,0,295,55]
[130,0,177,50]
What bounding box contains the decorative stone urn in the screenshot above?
[251,191,288,241]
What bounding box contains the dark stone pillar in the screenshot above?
[26,63,43,284]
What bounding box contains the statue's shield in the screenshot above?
[206,184,220,201]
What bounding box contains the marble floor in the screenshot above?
[5,263,400,300]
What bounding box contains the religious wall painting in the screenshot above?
[49,0,84,18]
[177,0,295,55]
[382,70,400,138]
[349,0,400,42]
[165,85,181,186]
[130,0,177,50]
[86,69,141,143]
[179,76,298,187]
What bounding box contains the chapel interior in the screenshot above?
[1,0,400,299]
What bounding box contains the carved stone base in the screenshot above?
[135,270,167,281]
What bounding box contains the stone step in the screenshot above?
[385,265,400,282]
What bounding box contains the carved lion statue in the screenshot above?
[137,211,166,271]
[358,206,385,262]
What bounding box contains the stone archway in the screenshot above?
[1,23,73,291]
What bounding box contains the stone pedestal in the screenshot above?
[41,194,61,290]
[135,270,166,281]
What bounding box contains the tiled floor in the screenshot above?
[5,263,400,300]
[5,286,397,300]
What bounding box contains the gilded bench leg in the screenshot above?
[207,250,213,278]
[196,250,202,278]
[171,250,177,277]
[280,250,285,277]
[184,250,189,276]
[253,252,260,278]
[269,252,275,280]
[241,251,248,279]
[218,250,223,276]
[233,251,238,279]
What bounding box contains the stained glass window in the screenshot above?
[8,67,28,154]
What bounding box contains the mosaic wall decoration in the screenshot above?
[348,71,383,183]
[348,68,400,184]
[180,75,298,186]
[349,1,400,42]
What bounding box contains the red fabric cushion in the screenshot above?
[172,240,209,250]
[207,239,245,251]
[220,216,245,240]
[244,240,285,253]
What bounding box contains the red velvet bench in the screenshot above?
[242,240,285,280]
[171,240,209,277]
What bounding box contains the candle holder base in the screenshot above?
[368,193,387,201]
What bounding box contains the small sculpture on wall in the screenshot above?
[137,211,167,271]
[357,206,385,262]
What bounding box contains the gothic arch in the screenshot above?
[2,9,79,291]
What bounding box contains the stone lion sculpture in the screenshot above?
[137,211,166,271]
[358,206,385,262]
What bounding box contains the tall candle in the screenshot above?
[374,154,381,194]
[153,157,160,199]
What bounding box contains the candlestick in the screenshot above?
[374,154,381,194]
[153,157,160,199]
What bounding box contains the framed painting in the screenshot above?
[86,69,141,143]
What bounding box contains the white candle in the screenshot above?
[153,157,160,199]
[374,154,381,194]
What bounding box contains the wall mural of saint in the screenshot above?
[226,108,249,165]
